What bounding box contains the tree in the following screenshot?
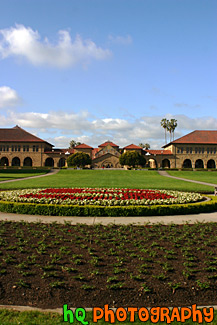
[69,140,81,148]
[169,119,178,141]
[160,118,169,144]
[67,152,91,168]
[144,143,150,150]
[139,143,150,150]
[119,151,146,168]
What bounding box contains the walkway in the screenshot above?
[0,168,60,184]
[157,170,217,188]
[0,210,217,225]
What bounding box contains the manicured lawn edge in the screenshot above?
[0,196,217,216]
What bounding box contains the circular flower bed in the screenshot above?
[0,188,203,206]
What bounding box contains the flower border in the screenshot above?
[0,188,203,207]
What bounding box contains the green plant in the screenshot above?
[106,282,124,290]
[81,284,95,290]
[49,281,65,288]
[16,279,30,288]
[196,280,210,289]
[106,276,118,283]
[168,282,181,293]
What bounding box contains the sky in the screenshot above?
[0,0,216,149]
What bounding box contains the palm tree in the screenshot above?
[169,119,178,141]
[139,143,150,149]
[160,118,169,144]
[69,140,81,148]
[144,143,150,150]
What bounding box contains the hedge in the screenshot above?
[0,196,217,217]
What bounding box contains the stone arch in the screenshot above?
[207,159,216,169]
[45,157,54,167]
[58,157,66,167]
[12,157,20,167]
[162,159,170,168]
[23,157,32,167]
[0,157,9,166]
[148,158,157,169]
[102,160,113,168]
[195,159,204,169]
[182,159,192,168]
[114,162,121,168]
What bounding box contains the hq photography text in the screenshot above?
[63,304,214,324]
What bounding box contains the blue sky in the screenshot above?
[0,0,216,148]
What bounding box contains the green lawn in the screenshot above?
[0,169,213,192]
[167,171,217,185]
[0,168,49,182]
[0,172,47,182]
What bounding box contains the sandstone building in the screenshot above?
[0,126,216,169]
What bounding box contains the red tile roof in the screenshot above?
[44,148,74,154]
[98,141,119,148]
[124,144,142,150]
[74,143,93,149]
[0,125,53,146]
[92,148,99,158]
[163,130,217,147]
[61,148,74,154]
[145,150,173,155]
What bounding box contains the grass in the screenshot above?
[0,169,213,192]
[0,169,49,182]
[167,170,217,185]
[0,309,216,324]
[0,172,47,182]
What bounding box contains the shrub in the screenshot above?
[0,196,216,217]
[67,152,91,168]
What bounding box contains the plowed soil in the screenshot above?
[0,221,216,309]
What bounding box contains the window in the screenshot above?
[207,148,209,154]
[177,148,180,153]
[195,147,198,154]
[12,145,19,152]
[201,148,204,154]
[186,147,193,154]
[180,147,183,154]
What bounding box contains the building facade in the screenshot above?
[0,126,216,169]
[162,130,217,169]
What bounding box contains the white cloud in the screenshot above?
[174,103,200,109]
[7,110,93,133]
[0,24,112,68]
[92,118,132,131]
[2,110,217,149]
[108,34,132,45]
[0,86,21,108]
